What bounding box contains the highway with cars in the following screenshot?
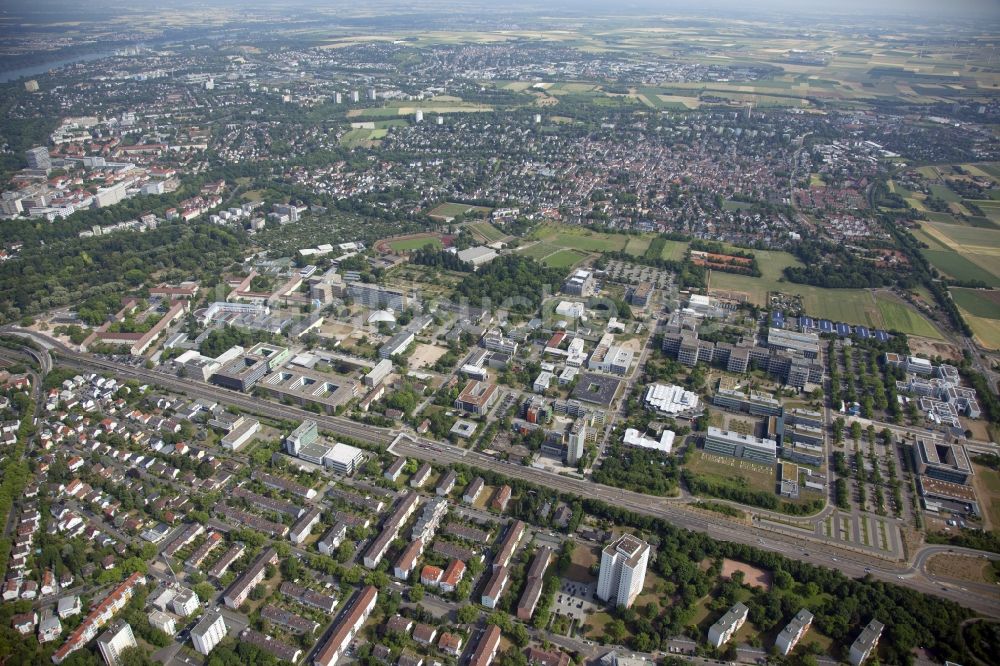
[6,329,1000,618]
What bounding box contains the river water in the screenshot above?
[0,51,115,83]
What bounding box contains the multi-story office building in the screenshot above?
[704,427,777,464]
[285,420,319,454]
[566,421,586,466]
[912,438,972,485]
[454,380,499,415]
[596,534,650,608]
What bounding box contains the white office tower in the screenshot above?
[534,114,542,124]
[191,610,227,655]
[205,78,214,90]
[596,534,650,608]
[335,92,342,104]
[415,109,424,123]
[351,90,360,103]
[436,115,444,125]
[96,621,137,666]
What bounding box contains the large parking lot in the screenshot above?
[553,579,598,622]
[603,259,672,289]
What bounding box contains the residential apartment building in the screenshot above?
[96,621,136,666]
[191,610,227,656]
[313,586,378,666]
[707,602,748,648]
[596,534,650,609]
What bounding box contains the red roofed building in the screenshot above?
[313,585,377,666]
[420,565,443,587]
[440,560,466,593]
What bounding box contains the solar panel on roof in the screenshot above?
[836,323,851,336]
[819,320,833,331]
[875,330,889,341]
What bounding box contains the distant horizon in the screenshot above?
[1,0,998,23]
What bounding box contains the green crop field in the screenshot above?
[388,236,443,252]
[876,298,942,338]
[922,250,1000,286]
[951,288,1000,319]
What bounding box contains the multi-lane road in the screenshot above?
[7,330,1000,618]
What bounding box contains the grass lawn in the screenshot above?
[388,236,443,252]
[429,202,493,219]
[566,543,598,583]
[467,222,506,243]
[971,463,1000,530]
[685,450,776,495]
[541,230,627,252]
[623,236,652,257]
[876,298,942,338]
[517,242,562,261]
[660,239,689,261]
[542,248,589,269]
[340,127,388,147]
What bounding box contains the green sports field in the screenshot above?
[542,249,589,269]
[467,222,506,243]
[388,236,443,252]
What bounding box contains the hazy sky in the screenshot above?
[5,0,999,21]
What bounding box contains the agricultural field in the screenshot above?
[950,288,1000,349]
[913,221,1000,286]
[709,249,938,334]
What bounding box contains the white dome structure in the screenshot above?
[367,309,396,325]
